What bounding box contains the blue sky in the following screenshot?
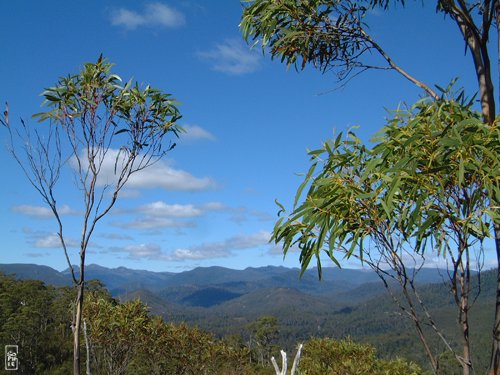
[0,1,494,272]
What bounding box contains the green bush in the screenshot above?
[84,294,258,375]
[297,337,422,375]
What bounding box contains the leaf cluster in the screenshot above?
[32,55,182,157]
[241,0,370,77]
[372,90,499,251]
[272,91,499,276]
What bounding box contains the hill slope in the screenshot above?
[0,263,495,372]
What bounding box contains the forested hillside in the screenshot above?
[0,264,495,373]
[0,271,424,374]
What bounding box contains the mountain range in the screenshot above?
[0,262,495,371]
[0,262,448,308]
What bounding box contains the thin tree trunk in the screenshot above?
[488,6,500,372]
[398,274,439,372]
[488,223,500,375]
[73,253,86,375]
[84,320,91,375]
[454,239,472,375]
[459,276,472,375]
[73,282,83,375]
[475,44,496,124]
[445,1,496,124]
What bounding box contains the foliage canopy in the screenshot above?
[272,91,499,276]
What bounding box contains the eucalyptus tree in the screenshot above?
[249,316,281,366]
[271,92,499,373]
[1,56,182,375]
[241,1,500,373]
[240,0,497,124]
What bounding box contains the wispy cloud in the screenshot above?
[70,149,216,192]
[128,161,216,191]
[134,200,272,225]
[23,230,78,249]
[229,208,274,224]
[25,252,50,258]
[111,3,185,30]
[108,231,272,262]
[116,189,142,199]
[137,201,203,217]
[34,234,69,249]
[110,200,229,232]
[198,39,261,75]
[110,243,164,260]
[21,227,102,252]
[167,230,271,261]
[98,233,134,241]
[111,217,195,230]
[167,247,228,261]
[12,204,79,218]
[200,201,226,211]
[268,243,299,256]
[181,125,216,142]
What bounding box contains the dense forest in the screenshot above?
[0,267,495,374]
[162,270,495,374]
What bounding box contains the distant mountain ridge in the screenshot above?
[0,262,449,308]
[0,263,71,286]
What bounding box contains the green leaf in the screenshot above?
[294,162,317,207]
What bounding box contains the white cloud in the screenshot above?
[129,161,216,190]
[34,234,65,248]
[107,231,272,262]
[98,233,134,241]
[182,125,216,142]
[112,217,195,230]
[147,3,185,27]
[22,228,100,252]
[110,200,233,231]
[111,243,164,260]
[111,9,144,30]
[116,189,142,199]
[167,247,226,261]
[137,201,202,217]
[32,233,78,249]
[167,230,271,261]
[12,204,78,218]
[200,201,227,211]
[221,230,272,250]
[251,210,274,222]
[228,206,274,224]
[111,3,185,30]
[25,252,50,258]
[198,39,261,75]
[70,149,216,192]
[130,201,272,225]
